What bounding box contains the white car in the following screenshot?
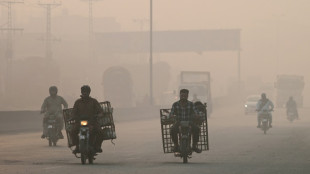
[244,95,261,115]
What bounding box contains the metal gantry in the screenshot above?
[0,0,24,98]
[38,0,61,59]
[82,0,103,60]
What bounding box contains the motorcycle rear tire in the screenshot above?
[48,139,52,146]
[88,154,93,164]
[262,122,267,135]
[81,154,86,164]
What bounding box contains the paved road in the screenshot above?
[1,106,310,174]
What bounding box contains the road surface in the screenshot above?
[1,105,310,174]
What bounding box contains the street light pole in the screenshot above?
[149,0,153,105]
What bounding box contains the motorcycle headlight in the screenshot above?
[245,104,248,108]
[80,121,88,126]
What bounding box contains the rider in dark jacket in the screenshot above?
[169,89,202,153]
[70,85,104,154]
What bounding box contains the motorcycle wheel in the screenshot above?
[182,140,188,163]
[48,139,52,146]
[53,140,57,146]
[88,154,93,164]
[262,122,267,135]
[81,154,86,164]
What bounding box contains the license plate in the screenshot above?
[48,125,53,128]
[80,135,85,139]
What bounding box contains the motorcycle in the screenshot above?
[63,102,117,165]
[258,109,273,134]
[287,109,297,123]
[46,114,60,146]
[174,121,192,163]
[160,108,209,164]
[79,120,96,164]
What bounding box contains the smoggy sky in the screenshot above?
[1,0,310,109]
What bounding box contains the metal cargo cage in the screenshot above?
[99,101,116,140]
[63,108,74,147]
[62,101,116,148]
[160,108,209,153]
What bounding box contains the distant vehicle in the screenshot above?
[179,71,212,117]
[244,95,260,115]
[274,75,304,107]
[287,108,298,123]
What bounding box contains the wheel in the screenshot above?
[88,154,94,164]
[262,122,267,135]
[53,141,57,146]
[48,139,52,146]
[181,140,188,163]
[81,154,86,164]
[183,156,188,163]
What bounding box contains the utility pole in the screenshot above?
[82,0,103,60]
[149,0,153,105]
[0,0,24,99]
[38,1,61,60]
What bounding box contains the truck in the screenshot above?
[179,71,212,116]
[274,75,305,107]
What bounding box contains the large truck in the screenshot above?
[274,75,305,107]
[179,71,212,116]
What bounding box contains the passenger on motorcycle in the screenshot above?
[169,89,202,153]
[286,96,299,119]
[41,86,68,139]
[256,93,274,128]
[192,93,200,103]
[70,85,104,154]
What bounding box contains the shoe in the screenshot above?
[172,146,179,152]
[41,134,46,139]
[72,147,80,154]
[192,146,202,153]
[58,132,64,139]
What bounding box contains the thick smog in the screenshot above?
[0,0,309,173]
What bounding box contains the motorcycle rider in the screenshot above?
[286,96,299,119]
[70,85,104,154]
[40,86,68,139]
[169,89,202,153]
[256,93,274,128]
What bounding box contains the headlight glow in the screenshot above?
[245,105,248,108]
[81,121,88,126]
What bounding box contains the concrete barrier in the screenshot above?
[0,106,160,134]
[0,96,235,134]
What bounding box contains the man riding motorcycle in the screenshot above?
[169,89,202,153]
[41,86,68,139]
[286,96,299,119]
[256,93,274,128]
[70,85,104,154]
